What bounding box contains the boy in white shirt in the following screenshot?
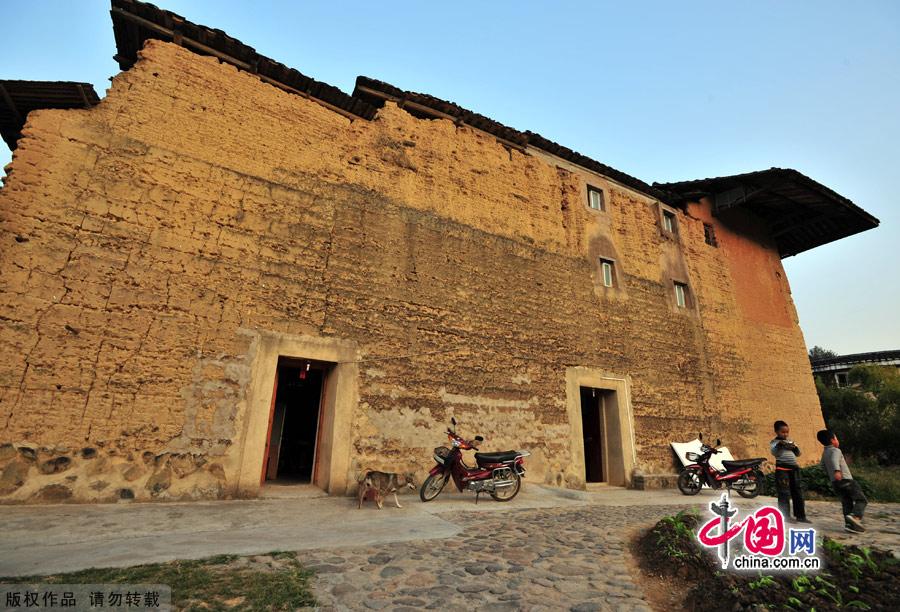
[817,429,867,533]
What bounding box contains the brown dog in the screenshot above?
[357,471,416,509]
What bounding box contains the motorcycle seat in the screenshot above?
[474,451,520,464]
[722,458,766,470]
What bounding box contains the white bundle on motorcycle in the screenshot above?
[670,439,735,488]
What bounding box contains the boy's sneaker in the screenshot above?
[845,515,866,532]
[795,517,812,524]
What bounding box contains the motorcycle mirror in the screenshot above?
[475,435,484,442]
[451,417,457,427]
[716,438,721,446]
[698,432,703,441]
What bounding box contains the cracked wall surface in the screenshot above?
[0,41,823,502]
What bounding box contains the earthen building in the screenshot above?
[0,0,879,502]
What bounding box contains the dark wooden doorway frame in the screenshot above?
[580,386,606,483]
[564,367,636,489]
[260,357,333,486]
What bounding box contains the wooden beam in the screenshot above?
[356,84,527,152]
[111,8,253,70]
[256,74,359,122]
[713,185,767,211]
[358,85,454,121]
[771,215,830,238]
[110,6,361,122]
[770,209,830,236]
[0,84,22,124]
[75,84,92,108]
[113,54,135,69]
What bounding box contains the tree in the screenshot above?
[809,346,838,361]
[848,364,900,393]
[817,365,900,464]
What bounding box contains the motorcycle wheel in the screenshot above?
[736,469,764,499]
[677,469,702,496]
[489,471,521,502]
[420,473,448,502]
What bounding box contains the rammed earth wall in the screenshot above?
[0,41,823,502]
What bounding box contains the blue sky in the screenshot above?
[3,1,898,354]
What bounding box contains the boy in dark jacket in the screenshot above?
[817,429,867,533]
[770,420,809,523]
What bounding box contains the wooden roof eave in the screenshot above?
[109,1,378,122]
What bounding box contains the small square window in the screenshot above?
[663,210,676,233]
[704,223,718,246]
[674,282,688,308]
[600,258,615,287]
[587,186,605,211]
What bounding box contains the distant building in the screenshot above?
[812,350,900,387]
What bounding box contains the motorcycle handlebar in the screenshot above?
[446,429,484,449]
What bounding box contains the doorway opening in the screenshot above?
[580,386,605,482]
[580,386,624,484]
[263,358,331,485]
[566,368,634,489]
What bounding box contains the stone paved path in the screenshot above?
[300,495,900,611]
[2,484,899,611]
[302,504,676,612]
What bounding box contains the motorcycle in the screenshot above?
[677,433,766,498]
[420,418,530,503]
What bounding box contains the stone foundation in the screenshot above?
[0,442,228,503]
[631,473,681,491]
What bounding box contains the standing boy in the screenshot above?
[770,420,809,523]
[817,429,867,533]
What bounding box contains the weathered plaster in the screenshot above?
[0,40,824,503]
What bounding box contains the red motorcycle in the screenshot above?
[420,418,530,503]
[677,433,766,498]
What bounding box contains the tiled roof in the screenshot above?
[811,350,900,371]
[0,80,99,150]
[110,0,378,120]
[657,168,879,257]
[353,76,673,202]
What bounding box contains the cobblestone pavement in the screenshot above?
[2,484,898,612]
[803,498,900,552]
[300,495,900,611]
[302,503,677,612]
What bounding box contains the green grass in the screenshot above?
[851,463,900,503]
[0,551,316,611]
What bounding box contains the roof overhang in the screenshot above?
[656,168,879,257]
[109,0,377,121]
[811,349,900,372]
[3,0,881,259]
[0,80,100,150]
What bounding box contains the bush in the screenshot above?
[764,464,876,500]
[816,365,900,465]
[636,512,900,612]
[851,463,900,503]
